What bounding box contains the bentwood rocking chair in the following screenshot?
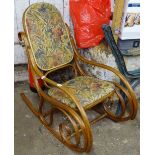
[19,3,138,153]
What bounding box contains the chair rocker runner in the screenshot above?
[19,3,138,153]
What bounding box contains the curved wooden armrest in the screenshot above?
[70,37,138,119]
[71,37,132,90]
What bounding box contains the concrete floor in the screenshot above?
[15,81,140,155]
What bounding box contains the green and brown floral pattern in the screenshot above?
[24,3,74,70]
[79,42,120,82]
[48,76,115,108]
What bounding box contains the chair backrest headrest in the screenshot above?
[23,3,74,71]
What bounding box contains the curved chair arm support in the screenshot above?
[71,37,138,119]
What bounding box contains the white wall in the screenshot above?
[14,0,70,64]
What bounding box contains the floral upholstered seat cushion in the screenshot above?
[48,76,115,109]
[23,3,74,70]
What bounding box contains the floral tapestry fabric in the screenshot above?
[48,76,115,108]
[24,3,74,70]
[79,42,120,82]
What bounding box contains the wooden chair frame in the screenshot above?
[18,9,138,153]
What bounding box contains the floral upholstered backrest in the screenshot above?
[23,3,74,71]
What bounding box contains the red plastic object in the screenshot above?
[70,0,111,48]
[28,64,44,92]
